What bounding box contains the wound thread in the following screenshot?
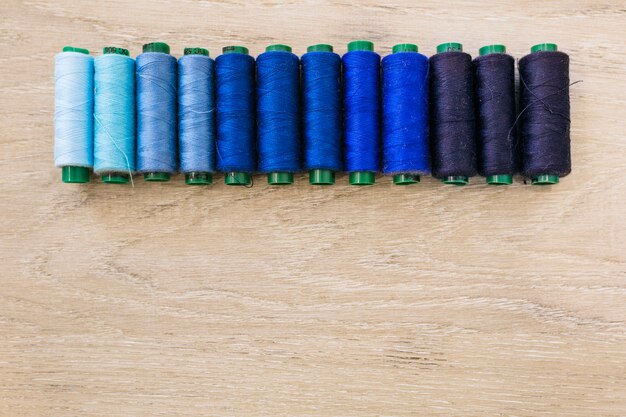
[519,44,571,185]
[256,44,301,184]
[94,47,135,183]
[302,44,342,185]
[54,47,94,183]
[429,43,477,185]
[343,40,381,185]
[178,48,216,185]
[216,46,256,186]
[474,45,517,185]
[382,44,429,184]
[136,42,177,181]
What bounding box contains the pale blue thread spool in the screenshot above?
[94,47,135,184]
[136,42,177,182]
[178,47,216,185]
[54,46,94,183]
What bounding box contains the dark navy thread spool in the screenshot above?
[302,43,342,185]
[178,47,215,185]
[429,42,477,185]
[256,44,301,185]
[474,44,517,185]
[382,43,430,185]
[216,45,256,186]
[343,40,381,186]
[519,43,571,185]
[136,42,177,182]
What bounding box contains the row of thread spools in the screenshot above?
[54,40,571,186]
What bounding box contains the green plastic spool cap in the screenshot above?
[532,174,559,185]
[394,174,420,185]
[184,47,209,56]
[479,44,506,56]
[225,172,251,186]
[486,174,512,185]
[307,44,333,53]
[143,42,170,54]
[62,46,89,55]
[268,172,293,185]
[185,172,212,185]
[442,175,468,186]
[223,45,249,55]
[144,172,170,182]
[437,42,463,53]
[102,173,129,184]
[349,171,375,186]
[348,40,374,52]
[62,166,90,183]
[531,43,558,53]
[309,169,335,185]
[392,43,418,53]
[266,44,292,53]
[103,46,129,56]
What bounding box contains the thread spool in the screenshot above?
[54,46,94,183]
[302,44,342,185]
[519,43,571,185]
[178,47,215,185]
[257,44,301,185]
[216,45,256,186]
[474,44,516,185]
[343,40,381,186]
[136,42,177,182]
[94,46,135,184]
[382,43,430,185]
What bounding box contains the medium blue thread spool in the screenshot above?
[343,40,381,186]
[429,42,477,185]
[216,45,256,186]
[54,46,94,183]
[136,42,177,182]
[94,47,135,184]
[178,47,216,185]
[382,43,430,185]
[257,44,301,185]
[302,44,342,185]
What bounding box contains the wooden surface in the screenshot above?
[1,0,625,415]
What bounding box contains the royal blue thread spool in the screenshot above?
[429,42,477,185]
[136,42,177,182]
[216,45,256,186]
[474,44,516,185]
[343,40,381,186]
[178,47,215,185]
[302,44,342,185]
[382,43,430,185]
[256,44,301,185]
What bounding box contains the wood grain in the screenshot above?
[1,0,625,415]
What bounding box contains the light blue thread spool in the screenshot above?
[54,46,94,183]
[94,47,135,184]
[178,47,216,185]
[136,42,177,182]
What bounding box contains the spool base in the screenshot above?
[349,171,375,186]
[442,176,468,186]
[225,172,252,186]
[62,166,90,183]
[486,174,512,185]
[532,174,559,185]
[185,172,212,185]
[144,172,170,182]
[309,169,335,185]
[102,173,129,184]
[268,172,293,185]
[393,174,420,185]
